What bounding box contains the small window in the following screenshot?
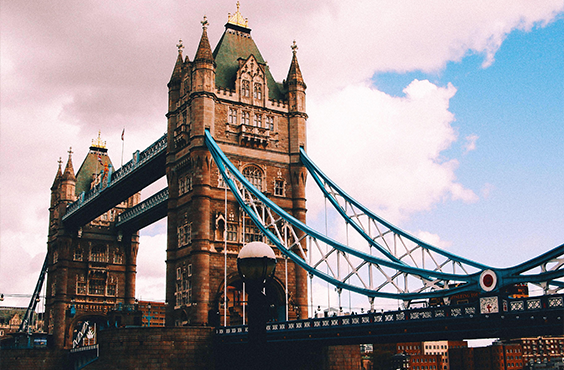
[76,274,86,295]
[228,108,237,124]
[74,247,83,261]
[242,166,263,191]
[227,223,238,242]
[242,111,250,125]
[245,224,262,243]
[107,275,117,296]
[274,179,284,196]
[242,80,250,97]
[178,222,192,246]
[254,83,262,100]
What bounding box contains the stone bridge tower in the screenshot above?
[165,6,308,327]
[45,134,141,348]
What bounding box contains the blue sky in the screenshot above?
[382,19,564,268]
[1,1,563,322]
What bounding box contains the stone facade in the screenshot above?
[45,137,140,348]
[164,9,308,327]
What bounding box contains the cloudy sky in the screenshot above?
[1,1,563,315]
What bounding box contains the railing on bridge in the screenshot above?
[215,293,564,343]
[115,188,169,228]
[63,133,167,222]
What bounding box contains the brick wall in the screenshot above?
[0,348,69,370]
[86,326,214,370]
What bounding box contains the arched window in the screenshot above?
[242,80,250,97]
[242,165,263,191]
[254,83,262,99]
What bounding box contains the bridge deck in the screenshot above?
[216,294,564,345]
[62,134,167,227]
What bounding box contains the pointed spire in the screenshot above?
[194,16,215,64]
[62,147,76,181]
[169,39,185,84]
[286,41,306,89]
[51,157,63,190]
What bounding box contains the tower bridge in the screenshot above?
[4,5,563,370]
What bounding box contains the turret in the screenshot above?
[60,148,76,203]
[286,41,307,154]
[190,16,217,137]
[50,158,63,207]
[192,16,216,93]
[168,40,186,112]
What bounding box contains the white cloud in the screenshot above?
[415,231,453,250]
[307,79,477,223]
[464,134,479,154]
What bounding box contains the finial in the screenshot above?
[201,15,209,30]
[176,39,184,54]
[227,2,249,28]
[91,131,107,149]
[291,40,298,54]
[58,157,63,168]
[68,147,73,157]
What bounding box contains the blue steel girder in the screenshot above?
[205,130,564,300]
[300,147,489,271]
[62,134,167,227]
[115,187,168,232]
[300,147,564,295]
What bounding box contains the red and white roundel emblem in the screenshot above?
[479,269,497,292]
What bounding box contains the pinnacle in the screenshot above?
[286,41,306,89]
[62,147,76,181]
[194,19,215,64]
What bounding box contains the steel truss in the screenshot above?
[206,130,563,301]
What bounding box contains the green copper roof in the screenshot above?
[75,149,113,195]
[213,24,285,100]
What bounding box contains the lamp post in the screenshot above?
[237,241,277,364]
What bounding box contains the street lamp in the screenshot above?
[237,241,277,354]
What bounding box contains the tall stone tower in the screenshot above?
[165,6,308,326]
[45,134,140,348]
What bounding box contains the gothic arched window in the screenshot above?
[242,80,250,97]
[242,165,263,192]
[254,83,262,100]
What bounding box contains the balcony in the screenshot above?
[238,124,270,147]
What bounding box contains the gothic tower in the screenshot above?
[45,134,140,348]
[165,6,308,326]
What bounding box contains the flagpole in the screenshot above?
[121,128,125,167]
